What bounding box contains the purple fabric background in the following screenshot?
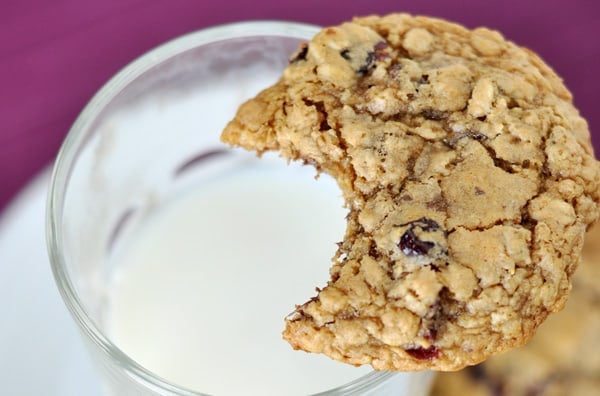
[1,0,599,212]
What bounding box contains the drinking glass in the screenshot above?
[46,21,434,396]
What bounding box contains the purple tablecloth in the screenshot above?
[1,0,598,212]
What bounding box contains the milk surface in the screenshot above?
[105,163,371,395]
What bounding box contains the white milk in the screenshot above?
[105,162,372,395]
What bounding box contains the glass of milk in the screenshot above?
[46,21,434,395]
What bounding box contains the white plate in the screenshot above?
[0,169,101,396]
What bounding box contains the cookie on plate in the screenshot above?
[430,223,600,395]
[221,14,600,371]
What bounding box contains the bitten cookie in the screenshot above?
[430,224,600,395]
[221,14,600,371]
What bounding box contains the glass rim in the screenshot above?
[46,20,397,395]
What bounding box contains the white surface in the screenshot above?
[0,169,101,396]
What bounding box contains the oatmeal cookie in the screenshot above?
[430,224,600,395]
[221,14,600,371]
